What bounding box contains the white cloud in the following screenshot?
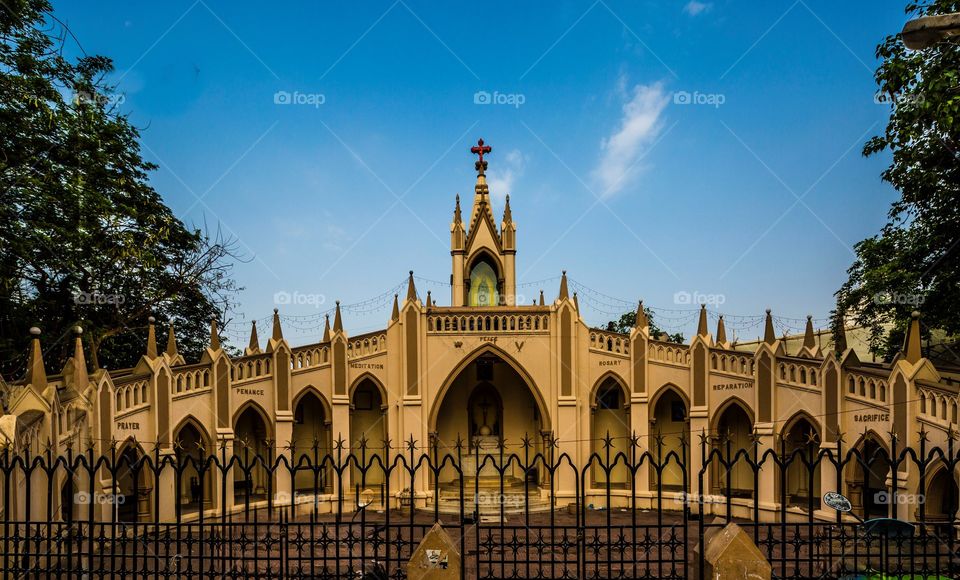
[592,80,670,197]
[684,1,711,16]
[486,148,526,206]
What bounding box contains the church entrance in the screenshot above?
[432,350,550,514]
[233,404,271,504]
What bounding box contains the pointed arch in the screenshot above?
[589,371,629,407]
[465,246,505,279]
[116,436,147,457]
[114,438,152,522]
[848,429,892,456]
[710,395,755,433]
[779,410,822,508]
[780,410,822,441]
[173,415,213,451]
[349,373,388,405]
[649,383,691,413]
[922,460,960,521]
[292,385,333,419]
[428,342,551,432]
[231,400,273,440]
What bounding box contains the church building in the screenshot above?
[3,140,959,525]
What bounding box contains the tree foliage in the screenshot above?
[833,0,960,359]
[0,0,241,376]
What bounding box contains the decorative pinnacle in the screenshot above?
[471,138,492,175]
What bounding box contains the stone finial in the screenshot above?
[635,300,649,330]
[210,318,221,351]
[165,322,179,357]
[453,194,462,224]
[802,315,816,349]
[146,316,158,359]
[903,310,922,364]
[25,327,47,391]
[697,304,709,337]
[246,321,260,355]
[538,290,544,306]
[716,315,727,345]
[558,271,569,301]
[391,294,400,322]
[271,308,283,341]
[322,314,331,342]
[333,301,343,333]
[66,326,89,390]
[426,290,432,308]
[406,271,417,302]
[502,194,513,223]
[763,309,776,345]
[572,292,579,311]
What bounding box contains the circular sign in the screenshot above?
[823,491,852,512]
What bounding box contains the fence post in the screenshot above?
[754,426,778,521]
[815,441,841,521]
[156,449,177,522]
[217,434,235,516]
[688,414,710,513]
[274,414,294,507]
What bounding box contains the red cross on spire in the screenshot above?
[470,138,492,175]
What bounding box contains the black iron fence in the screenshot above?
[0,434,958,579]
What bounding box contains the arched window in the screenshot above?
[468,258,499,307]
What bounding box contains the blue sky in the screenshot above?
[54,1,909,345]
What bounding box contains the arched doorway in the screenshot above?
[234,405,271,503]
[115,443,152,523]
[924,466,959,522]
[293,389,332,494]
[780,414,821,510]
[649,386,689,492]
[845,434,891,519]
[591,376,630,488]
[175,420,214,513]
[432,350,548,489]
[711,400,754,498]
[350,378,387,487]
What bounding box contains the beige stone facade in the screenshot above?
[4,144,959,525]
